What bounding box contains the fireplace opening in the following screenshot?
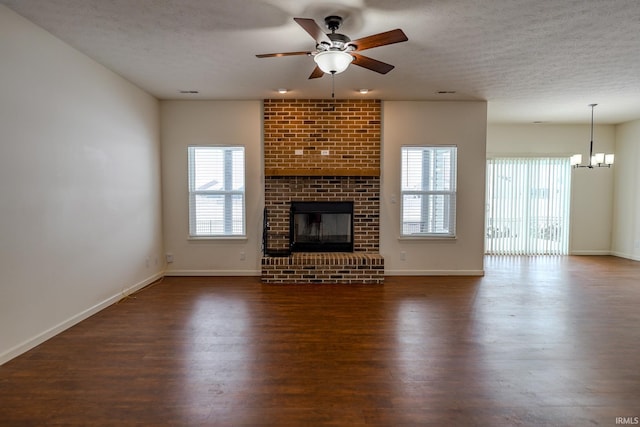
[290,201,354,252]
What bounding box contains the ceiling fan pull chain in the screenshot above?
[331,72,335,99]
[331,72,336,111]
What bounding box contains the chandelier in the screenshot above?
[571,104,614,168]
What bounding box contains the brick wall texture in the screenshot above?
[263,99,381,175]
[261,253,384,285]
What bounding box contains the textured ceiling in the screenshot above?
[3,0,640,123]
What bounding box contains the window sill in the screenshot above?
[188,236,248,241]
[398,235,457,241]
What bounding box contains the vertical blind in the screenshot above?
[401,146,457,237]
[188,146,245,237]
[485,157,571,255]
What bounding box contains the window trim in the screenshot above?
[400,145,458,239]
[187,145,246,239]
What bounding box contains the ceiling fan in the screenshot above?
[256,16,408,79]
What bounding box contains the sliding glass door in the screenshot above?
[485,157,571,255]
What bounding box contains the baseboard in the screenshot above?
[570,250,612,256]
[166,269,486,277]
[0,271,164,366]
[610,251,640,262]
[164,269,261,276]
[385,269,485,276]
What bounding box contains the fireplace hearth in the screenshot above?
[290,201,353,252]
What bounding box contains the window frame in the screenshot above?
[400,145,458,239]
[187,145,246,239]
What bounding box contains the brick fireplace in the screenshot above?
[261,99,384,284]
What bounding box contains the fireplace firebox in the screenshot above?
[290,201,354,252]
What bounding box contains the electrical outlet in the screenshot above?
[400,251,406,261]
[166,253,174,263]
[240,251,246,261]
[321,150,330,156]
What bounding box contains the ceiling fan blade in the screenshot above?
[256,51,312,58]
[294,18,331,44]
[308,66,324,79]
[349,29,408,51]
[351,53,395,74]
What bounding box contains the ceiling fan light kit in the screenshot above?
[313,50,354,74]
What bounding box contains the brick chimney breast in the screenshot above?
[262,99,383,284]
[264,99,381,177]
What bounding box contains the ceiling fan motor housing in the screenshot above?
[317,33,352,52]
[324,15,343,32]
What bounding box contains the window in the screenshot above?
[188,146,245,237]
[485,157,570,255]
[401,146,457,237]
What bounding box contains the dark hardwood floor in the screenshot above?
[1,256,639,426]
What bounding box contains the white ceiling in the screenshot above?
[3,0,640,123]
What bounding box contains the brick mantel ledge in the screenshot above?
[264,167,380,177]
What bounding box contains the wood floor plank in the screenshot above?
[1,256,639,426]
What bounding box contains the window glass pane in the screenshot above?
[427,194,453,233]
[432,149,453,191]
[231,194,244,235]
[232,149,245,190]
[401,194,454,235]
[402,194,423,234]
[194,194,225,235]
[192,147,223,191]
[402,148,424,191]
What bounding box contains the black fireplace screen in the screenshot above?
[290,201,354,252]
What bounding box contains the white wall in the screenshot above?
[0,6,163,364]
[487,124,615,254]
[381,101,488,275]
[160,101,263,275]
[162,101,488,276]
[612,119,640,260]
